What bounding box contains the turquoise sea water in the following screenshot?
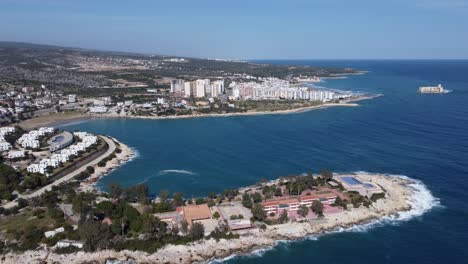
[63,60,468,263]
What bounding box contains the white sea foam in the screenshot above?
[210,172,441,263]
[128,147,140,161]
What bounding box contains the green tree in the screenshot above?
[251,203,266,221]
[213,211,220,219]
[159,189,170,202]
[173,192,184,206]
[109,183,122,199]
[311,200,324,217]
[320,169,333,181]
[143,215,167,240]
[190,222,205,240]
[180,220,189,235]
[333,196,347,210]
[78,219,114,251]
[86,166,95,174]
[278,209,289,223]
[242,193,253,208]
[298,205,309,218]
[251,192,263,203]
[274,187,283,197]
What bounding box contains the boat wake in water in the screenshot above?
[209,172,441,264]
[138,169,198,184]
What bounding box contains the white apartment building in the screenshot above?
[195,79,208,98]
[170,79,185,93]
[184,82,196,97]
[210,80,225,98]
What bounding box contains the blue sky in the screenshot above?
[0,0,467,59]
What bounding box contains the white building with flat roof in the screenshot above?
[0,141,12,151]
[7,150,25,159]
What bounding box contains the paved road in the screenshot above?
[3,136,116,209]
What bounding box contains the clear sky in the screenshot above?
[1,0,467,59]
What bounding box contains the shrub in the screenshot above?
[86,166,95,174]
[213,212,220,219]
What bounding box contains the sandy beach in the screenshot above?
[1,172,435,264]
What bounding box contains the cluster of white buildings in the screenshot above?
[17,127,54,149]
[171,79,225,98]
[27,132,98,175]
[230,78,338,102]
[0,127,15,151]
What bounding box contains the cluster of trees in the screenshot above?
[241,192,262,208]
[97,152,116,167]
[0,163,20,200]
[261,185,283,199]
[280,170,334,196]
[109,183,149,204]
[346,191,372,208]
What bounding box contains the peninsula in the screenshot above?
[0,170,429,264]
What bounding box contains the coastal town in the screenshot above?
[1,76,368,128]
[0,42,369,127]
[0,43,413,264]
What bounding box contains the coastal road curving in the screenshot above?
[3,136,116,209]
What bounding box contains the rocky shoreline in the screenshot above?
[0,172,435,264]
[79,138,135,193]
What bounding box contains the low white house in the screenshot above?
[45,227,65,238]
[0,141,12,151]
[56,240,84,249]
[7,150,25,159]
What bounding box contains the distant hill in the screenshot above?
[0,41,70,50]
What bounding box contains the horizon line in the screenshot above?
[1,40,467,61]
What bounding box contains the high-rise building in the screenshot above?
[210,80,224,98]
[170,79,185,93]
[203,79,211,97]
[195,80,207,98]
[184,82,195,97]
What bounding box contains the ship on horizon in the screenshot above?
[419,84,446,94]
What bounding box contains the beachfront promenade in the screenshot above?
[3,136,116,209]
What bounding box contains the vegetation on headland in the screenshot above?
[0,160,385,256]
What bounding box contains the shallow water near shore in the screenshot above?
[63,60,468,263]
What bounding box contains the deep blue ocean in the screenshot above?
[63,60,468,263]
